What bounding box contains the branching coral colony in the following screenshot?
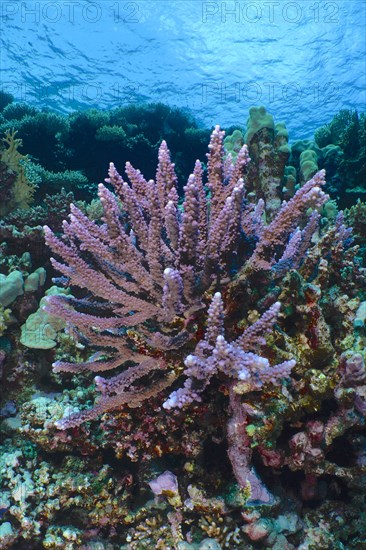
[45,124,345,501]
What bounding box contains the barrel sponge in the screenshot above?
[244,106,275,144]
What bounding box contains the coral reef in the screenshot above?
[290,110,366,207]
[0,98,211,200]
[0,102,365,548]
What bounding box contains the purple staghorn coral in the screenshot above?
[163,295,295,410]
[44,126,328,496]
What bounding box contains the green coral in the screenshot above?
[95,124,127,142]
[313,110,366,204]
[0,270,24,308]
[274,122,290,154]
[299,148,318,182]
[282,165,297,198]
[243,107,290,219]
[75,197,104,222]
[20,286,70,349]
[23,161,89,196]
[2,103,38,121]
[0,110,69,141]
[0,101,212,199]
[224,129,244,160]
[69,108,110,130]
[244,105,275,143]
[315,109,360,151]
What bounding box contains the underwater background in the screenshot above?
[1,0,365,136]
[0,1,366,549]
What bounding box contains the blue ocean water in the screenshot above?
[0,0,365,139]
